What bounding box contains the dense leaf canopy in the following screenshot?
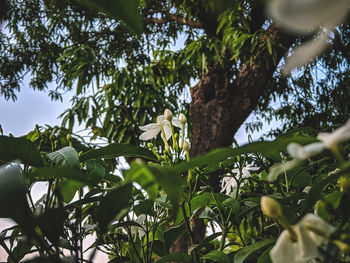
[1,0,350,142]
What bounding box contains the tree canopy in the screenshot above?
[2,0,350,148]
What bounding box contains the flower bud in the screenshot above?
[339,176,350,193]
[183,140,190,152]
[179,113,187,124]
[164,109,173,122]
[147,142,153,149]
[261,196,282,219]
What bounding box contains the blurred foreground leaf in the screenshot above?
[0,136,43,167]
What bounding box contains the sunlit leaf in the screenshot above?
[47,146,80,169]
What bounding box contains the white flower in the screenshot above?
[221,164,260,195]
[287,142,325,160]
[267,159,299,182]
[131,214,146,239]
[232,164,260,178]
[270,214,334,263]
[220,176,238,195]
[267,0,349,74]
[139,115,181,141]
[317,119,350,149]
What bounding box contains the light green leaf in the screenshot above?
[0,135,43,167]
[48,146,80,169]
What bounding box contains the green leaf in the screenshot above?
[0,136,43,167]
[134,199,154,216]
[59,179,85,203]
[300,168,344,217]
[163,222,186,251]
[193,232,222,252]
[79,143,157,162]
[176,136,317,172]
[86,159,106,181]
[96,183,132,232]
[28,167,95,185]
[234,239,276,263]
[125,162,184,213]
[47,147,80,169]
[35,208,67,245]
[0,165,32,234]
[257,247,272,263]
[201,250,230,263]
[80,0,142,34]
[157,253,194,263]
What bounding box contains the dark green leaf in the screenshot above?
[80,143,157,162]
[134,199,154,216]
[59,179,85,203]
[35,208,67,245]
[125,162,184,213]
[28,167,95,185]
[201,250,230,263]
[96,183,132,232]
[234,239,276,263]
[157,252,194,263]
[86,159,106,181]
[80,0,142,34]
[176,136,317,172]
[163,222,186,251]
[0,136,43,167]
[193,232,222,252]
[257,247,273,263]
[0,165,32,233]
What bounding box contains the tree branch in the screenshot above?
[142,13,203,28]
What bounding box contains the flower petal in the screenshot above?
[287,142,324,160]
[163,124,172,141]
[139,127,161,141]
[172,117,182,128]
[267,159,299,182]
[317,119,350,148]
[139,123,160,132]
[268,0,349,34]
[283,29,330,75]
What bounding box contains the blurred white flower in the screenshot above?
[267,159,299,182]
[267,0,349,74]
[139,115,181,141]
[287,142,325,160]
[270,214,334,263]
[317,119,350,150]
[221,165,259,195]
[130,214,146,239]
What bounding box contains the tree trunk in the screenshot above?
[170,24,294,254]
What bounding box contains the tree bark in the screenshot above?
[170,24,294,254]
